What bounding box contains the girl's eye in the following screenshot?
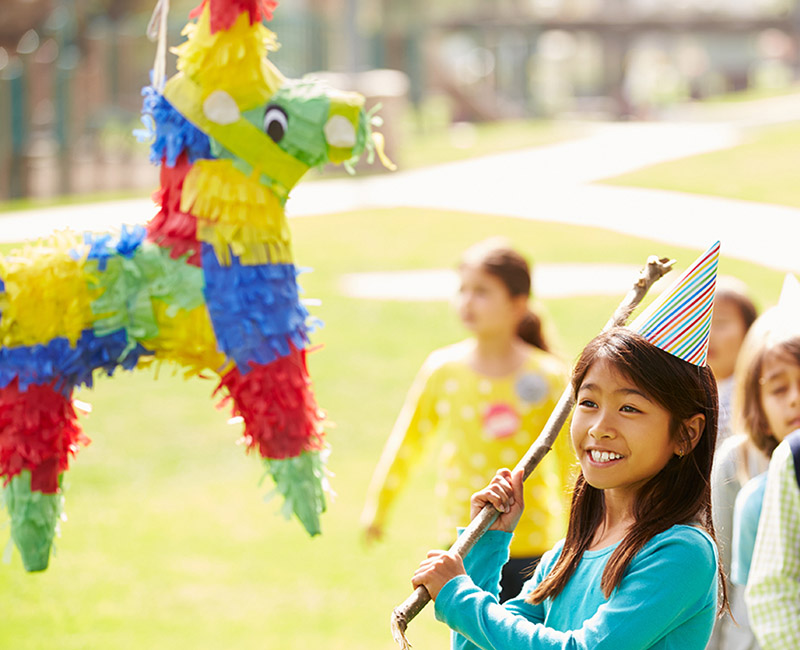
[765,380,789,396]
[579,399,597,409]
[620,405,641,414]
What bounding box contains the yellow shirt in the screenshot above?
[362,342,575,557]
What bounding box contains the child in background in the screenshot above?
[707,277,758,444]
[746,430,800,649]
[411,243,727,650]
[730,307,800,588]
[709,277,798,650]
[361,239,573,602]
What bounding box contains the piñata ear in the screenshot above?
[628,241,720,367]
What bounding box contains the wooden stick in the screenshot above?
[390,255,675,649]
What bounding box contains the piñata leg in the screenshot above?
[202,244,328,535]
[217,346,327,535]
[0,380,86,571]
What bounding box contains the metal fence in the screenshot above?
[0,9,333,200]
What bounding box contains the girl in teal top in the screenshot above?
[412,328,727,649]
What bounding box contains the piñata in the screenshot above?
[0,0,389,571]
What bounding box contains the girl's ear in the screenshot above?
[678,414,705,456]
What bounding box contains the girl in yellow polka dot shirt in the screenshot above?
[361,239,575,601]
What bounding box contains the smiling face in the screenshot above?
[456,265,526,339]
[759,346,800,443]
[571,359,682,498]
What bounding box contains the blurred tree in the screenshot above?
[0,0,53,50]
[83,0,154,20]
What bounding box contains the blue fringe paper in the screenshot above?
[138,84,212,167]
[81,225,146,271]
[201,244,316,371]
[0,329,149,395]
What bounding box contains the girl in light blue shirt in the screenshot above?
[412,328,727,649]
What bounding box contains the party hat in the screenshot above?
[778,273,800,316]
[629,241,720,366]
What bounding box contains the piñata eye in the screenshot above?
[264,106,288,142]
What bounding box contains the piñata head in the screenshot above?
[0,0,387,572]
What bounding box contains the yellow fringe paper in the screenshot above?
[0,233,96,347]
[173,5,283,111]
[181,159,293,266]
[138,300,232,378]
[372,131,398,171]
[164,73,310,193]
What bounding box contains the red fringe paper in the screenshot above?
[147,153,202,266]
[217,344,325,460]
[0,379,89,494]
[190,0,278,33]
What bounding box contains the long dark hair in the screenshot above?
[529,328,727,611]
[461,243,549,351]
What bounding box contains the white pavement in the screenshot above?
[339,263,647,301]
[1,95,799,273]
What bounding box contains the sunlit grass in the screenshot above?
[394,119,581,171]
[700,84,800,104]
[0,208,786,649]
[0,190,152,214]
[601,121,800,208]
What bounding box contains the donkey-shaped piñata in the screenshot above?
[0,0,385,571]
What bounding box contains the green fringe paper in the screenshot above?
[262,449,328,537]
[2,471,63,572]
[88,245,205,341]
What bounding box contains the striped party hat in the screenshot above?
[629,241,720,366]
[778,273,800,316]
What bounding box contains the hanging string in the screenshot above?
[147,0,171,92]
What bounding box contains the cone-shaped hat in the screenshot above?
[629,241,720,366]
[778,273,800,317]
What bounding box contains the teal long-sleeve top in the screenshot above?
[434,525,718,650]
[731,472,768,587]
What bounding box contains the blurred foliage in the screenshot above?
[83,0,157,21]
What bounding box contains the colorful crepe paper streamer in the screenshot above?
[1,0,383,570]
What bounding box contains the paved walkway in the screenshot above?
[339,263,649,301]
[1,93,798,275]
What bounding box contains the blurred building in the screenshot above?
[1,0,799,200]
[426,0,800,119]
[0,0,334,200]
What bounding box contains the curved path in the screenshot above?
[2,94,798,273]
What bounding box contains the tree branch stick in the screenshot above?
[390,255,675,649]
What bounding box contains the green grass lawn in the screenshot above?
[0,208,786,649]
[0,190,152,215]
[700,84,800,104]
[601,120,800,208]
[393,119,580,171]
